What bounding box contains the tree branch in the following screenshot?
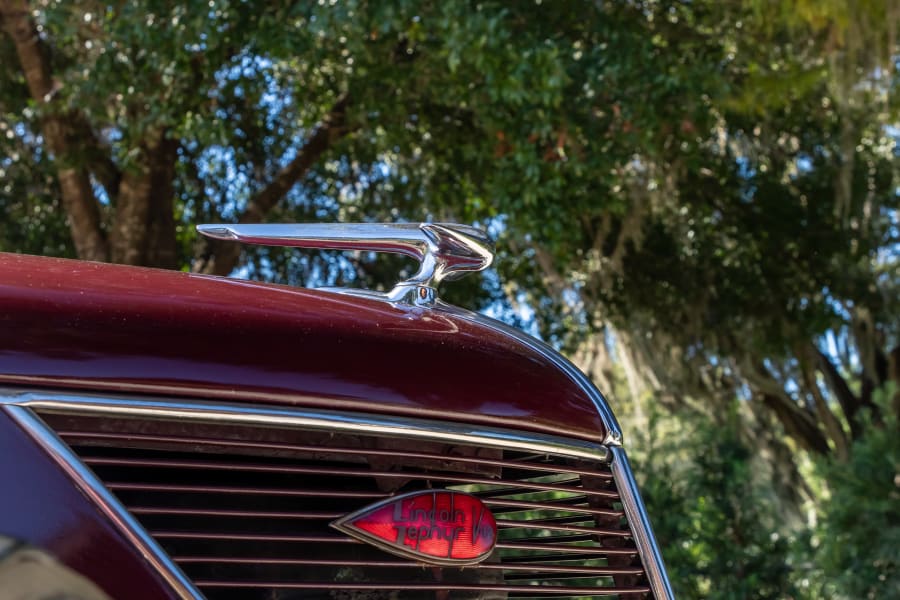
[816,347,864,439]
[741,358,831,455]
[800,349,849,461]
[195,94,352,276]
[69,116,121,200]
[760,392,831,456]
[0,0,108,261]
[531,242,567,297]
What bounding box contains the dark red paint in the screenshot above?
[0,409,180,598]
[0,252,606,441]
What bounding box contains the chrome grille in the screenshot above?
[38,411,652,599]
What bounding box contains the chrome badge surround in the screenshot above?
[330,490,498,566]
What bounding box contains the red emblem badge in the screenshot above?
[331,490,497,565]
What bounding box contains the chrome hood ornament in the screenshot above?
[197,222,494,306]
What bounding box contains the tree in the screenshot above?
[3,1,899,594]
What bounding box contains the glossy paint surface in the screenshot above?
[0,408,180,598]
[0,253,606,441]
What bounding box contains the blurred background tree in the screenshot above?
[1,0,898,597]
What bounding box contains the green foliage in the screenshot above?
[630,387,900,599]
[633,403,801,599]
[808,387,900,599]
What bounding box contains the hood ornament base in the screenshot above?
[197,222,493,306]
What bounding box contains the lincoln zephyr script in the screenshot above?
[331,490,498,565]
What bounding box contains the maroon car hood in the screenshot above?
[0,253,606,441]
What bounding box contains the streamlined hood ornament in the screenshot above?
[197,222,494,306]
[330,490,498,565]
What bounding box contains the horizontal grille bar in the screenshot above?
[192,581,652,594]
[507,551,640,563]
[59,430,613,479]
[172,557,644,575]
[498,516,625,530]
[83,456,619,497]
[497,542,634,554]
[496,520,631,538]
[130,507,344,519]
[152,532,359,543]
[106,482,389,498]
[484,498,621,516]
[155,531,635,547]
[132,509,629,533]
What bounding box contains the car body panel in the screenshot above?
[0,408,180,599]
[0,252,607,441]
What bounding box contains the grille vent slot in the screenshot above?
[38,412,652,599]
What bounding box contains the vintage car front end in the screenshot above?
[0,223,673,599]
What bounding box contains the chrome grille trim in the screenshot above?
[611,446,675,600]
[0,389,607,462]
[0,388,672,599]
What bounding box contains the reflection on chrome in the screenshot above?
[197,222,494,306]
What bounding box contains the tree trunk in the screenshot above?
[0,0,108,262]
[110,132,179,266]
[890,345,900,415]
[145,138,180,269]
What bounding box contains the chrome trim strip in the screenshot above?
[610,445,675,600]
[434,301,624,446]
[0,389,607,462]
[2,405,203,600]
